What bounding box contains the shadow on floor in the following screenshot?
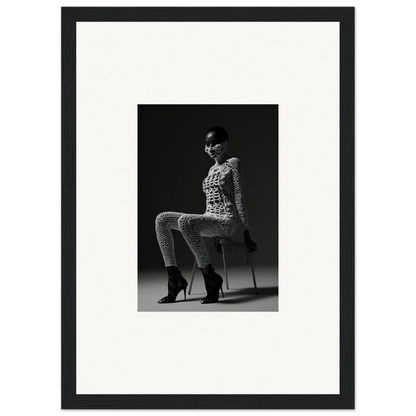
[188,286,278,305]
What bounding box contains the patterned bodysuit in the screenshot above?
[155,157,249,268]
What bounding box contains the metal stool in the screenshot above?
[188,237,258,295]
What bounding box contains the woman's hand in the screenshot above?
[245,238,257,253]
[243,230,257,253]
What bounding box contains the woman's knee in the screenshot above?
[155,212,163,225]
[155,212,171,228]
[177,214,188,231]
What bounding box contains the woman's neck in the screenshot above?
[214,153,230,166]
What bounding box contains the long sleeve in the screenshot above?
[229,157,249,230]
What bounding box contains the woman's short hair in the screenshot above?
[206,126,228,143]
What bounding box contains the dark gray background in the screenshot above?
[138,105,278,271]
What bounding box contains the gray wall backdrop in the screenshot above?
[138,105,278,271]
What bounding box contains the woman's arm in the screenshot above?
[229,158,257,252]
[229,157,249,230]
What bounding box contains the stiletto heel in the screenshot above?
[158,266,188,303]
[199,264,224,304]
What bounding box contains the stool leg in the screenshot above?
[248,255,258,295]
[221,247,229,289]
[189,258,197,295]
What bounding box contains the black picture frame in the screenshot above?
[62,7,354,409]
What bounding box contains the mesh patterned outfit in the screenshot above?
[155,157,249,269]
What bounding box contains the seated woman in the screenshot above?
[155,126,257,304]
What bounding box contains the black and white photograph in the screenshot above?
[137,105,278,311]
[62,7,351,406]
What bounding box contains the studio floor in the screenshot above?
[138,265,278,312]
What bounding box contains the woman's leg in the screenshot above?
[178,214,234,303]
[155,211,185,267]
[177,214,230,268]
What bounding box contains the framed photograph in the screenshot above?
[62,7,354,409]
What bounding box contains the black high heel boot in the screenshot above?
[200,264,224,304]
[158,266,188,303]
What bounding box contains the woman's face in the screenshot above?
[205,132,228,159]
